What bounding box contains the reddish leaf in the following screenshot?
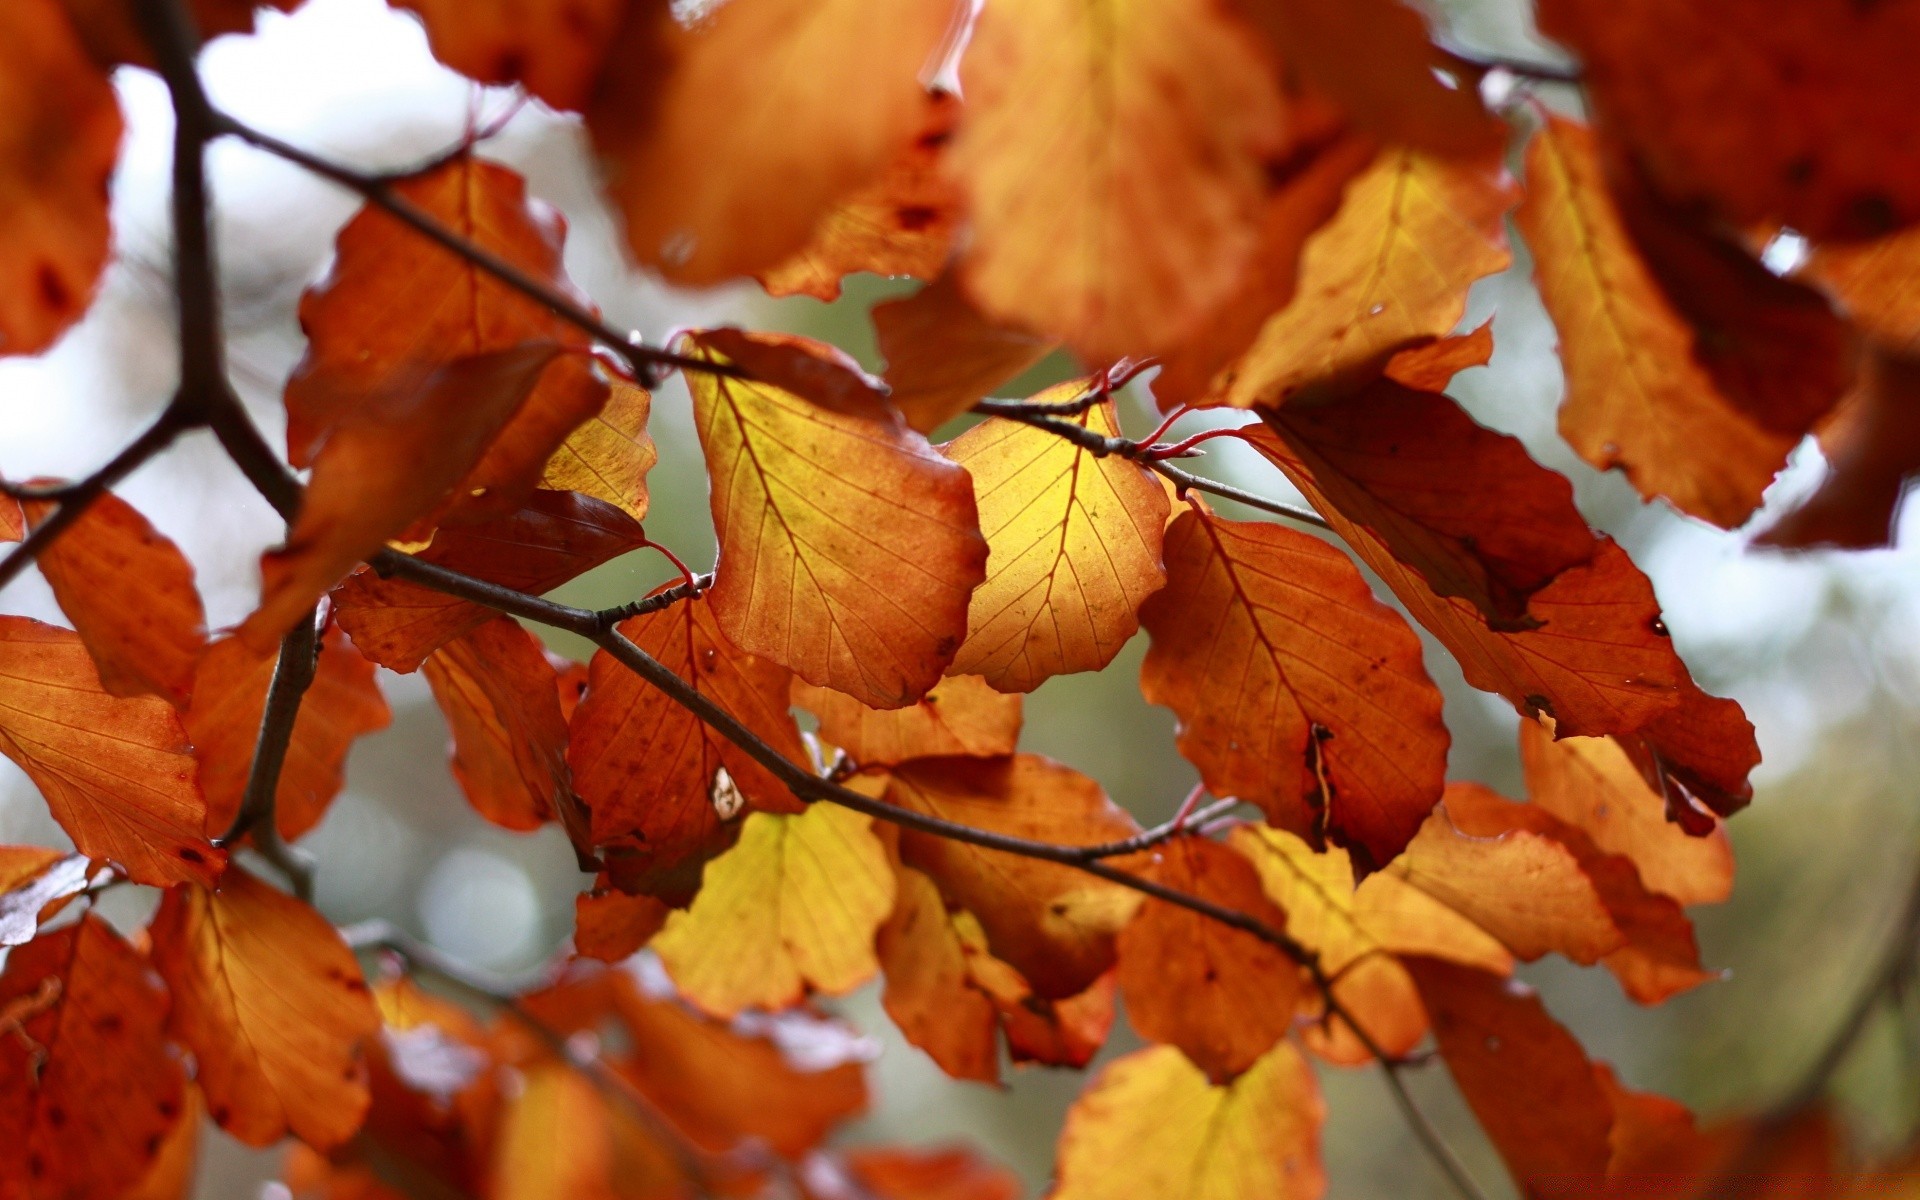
[684,330,987,708]
[793,673,1021,766]
[872,272,1056,435]
[1618,677,1760,826]
[24,490,205,708]
[1761,351,1920,550]
[1115,836,1303,1082]
[387,0,625,110]
[188,625,391,842]
[573,882,670,963]
[333,489,646,673]
[55,0,298,67]
[1139,508,1449,872]
[885,755,1142,999]
[0,848,89,948]
[1807,224,1920,356]
[0,0,121,357]
[150,866,381,1149]
[843,1147,1022,1200]
[0,617,220,886]
[423,616,572,832]
[0,916,186,1200]
[569,591,805,905]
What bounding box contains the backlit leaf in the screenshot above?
[569,592,805,904]
[1138,509,1448,872]
[0,617,220,886]
[1760,350,1920,550]
[0,916,185,1200]
[876,863,1002,1083]
[0,0,121,357]
[387,0,625,110]
[1115,836,1303,1082]
[188,625,391,842]
[842,1147,1022,1200]
[1808,225,1920,355]
[423,616,573,832]
[150,866,381,1149]
[949,0,1288,362]
[944,394,1169,692]
[54,0,299,67]
[793,673,1021,766]
[0,848,89,948]
[684,329,986,708]
[872,273,1056,435]
[538,378,655,524]
[1050,1042,1325,1200]
[573,882,670,963]
[652,803,895,1018]
[490,1059,688,1200]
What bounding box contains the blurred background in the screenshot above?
[0,0,1916,1194]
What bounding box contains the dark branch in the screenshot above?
[219,609,320,900]
[593,573,713,630]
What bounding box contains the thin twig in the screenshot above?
[1150,460,1330,529]
[220,609,321,900]
[1439,45,1583,84]
[593,573,712,630]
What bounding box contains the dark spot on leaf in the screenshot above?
[36,265,70,314]
[1848,192,1899,237]
[94,1013,123,1034]
[1649,617,1669,637]
[27,1154,44,1178]
[494,50,527,83]
[211,1104,232,1126]
[178,846,206,864]
[157,1099,179,1120]
[1784,155,1816,185]
[45,1105,64,1128]
[895,205,940,232]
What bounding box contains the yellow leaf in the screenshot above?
[654,803,896,1018]
[539,378,655,523]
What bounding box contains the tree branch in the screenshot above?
[219,608,320,900]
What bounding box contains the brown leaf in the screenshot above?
[1618,676,1760,827]
[386,0,626,110]
[586,0,960,285]
[333,489,646,672]
[151,866,381,1149]
[538,377,655,524]
[0,617,220,886]
[1116,836,1303,1082]
[944,394,1169,691]
[573,882,670,963]
[1537,0,1920,240]
[0,0,121,357]
[949,0,1289,362]
[684,329,987,708]
[1761,350,1920,550]
[24,491,205,708]
[757,92,964,302]
[569,591,805,905]
[0,916,186,1200]
[842,1147,1022,1200]
[885,755,1142,999]
[1139,508,1449,872]
[188,625,391,842]
[424,616,572,832]
[0,848,89,948]
[793,673,1021,766]
[871,272,1056,435]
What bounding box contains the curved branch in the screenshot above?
[218,608,320,900]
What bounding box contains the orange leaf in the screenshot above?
[757,92,963,302]
[1536,0,1920,241]
[188,625,391,842]
[1381,319,1496,392]
[24,490,205,708]
[1115,836,1303,1082]
[842,1147,1022,1200]
[651,803,896,1018]
[0,495,21,543]
[54,0,298,67]
[1808,225,1920,356]
[1049,1042,1325,1200]
[0,0,121,357]
[248,343,564,649]
[0,617,220,886]
[150,866,381,1149]
[1519,718,1735,908]
[1517,114,1804,527]
[0,916,186,1200]
[586,0,961,285]
[569,591,805,904]
[423,616,572,832]
[1204,144,1515,407]
[961,912,1115,1071]
[793,673,1021,766]
[538,377,655,524]
[943,394,1168,691]
[119,1081,201,1200]
[872,273,1056,435]
[876,863,1001,1083]
[386,0,625,110]
[684,330,986,708]
[573,882,670,963]
[0,848,89,948]
[489,1059,688,1200]
[885,754,1142,999]
[333,489,646,673]
[1138,509,1448,871]
[949,0,1288,362]
[1760,350,1920,551]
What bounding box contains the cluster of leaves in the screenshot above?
[3,0,1920,1197]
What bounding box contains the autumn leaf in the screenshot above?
[0,848,90,948]
[53,0,298,67]
[0,616,221,886]
[1204,145,1515,407]
[1760,350,1920,550]
[24,490,205,708]
[683,329,986,708]
[1050,1042,1325,1200]
[538,377,655,524]
[757,92,963,302]
[1115,836,1303,1082]
[569,591,806,904]
[943,394,1168,692]
[1381,318,1496,392]
[842,1147,1022,1200]
[489,1059,688,1200]
[423,616,573,833]
[872,273,1056,435]
[1807,225,1920,356]
[1537,0,1920,241]
[885,754,1142,999]
[150,867,380,1149]
[793,673,1021,766]
[386,0,624,111]
[574,882,670,963]
[949,0,1288,362]
[334,489,646,673]
[188,625,391,842]
[1138,508,1449,872]
[0,0,121,358]
[586,0,961,285]
[0,916,186,1200]
[119,1081,201,1200]
[651,803,896,1018]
